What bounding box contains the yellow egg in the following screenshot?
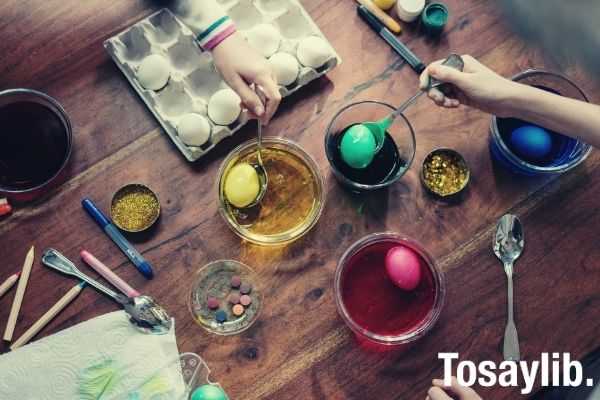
[372,0,397,10]
[224,163,260,208]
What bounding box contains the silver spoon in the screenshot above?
[42,248,172,334]
[360,54,465,152]
[493,214,524,361]
[238,87,269,209]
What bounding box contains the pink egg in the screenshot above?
[385,246,422,291]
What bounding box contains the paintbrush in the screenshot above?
[3,246,34,342]
[355,0,402,34]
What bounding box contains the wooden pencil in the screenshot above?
[3,246,35,342]
[0,272,20,299]
[355,0,402,34]
[10,282,85,350]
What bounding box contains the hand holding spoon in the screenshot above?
[340,54,465,169]
[223,87,269,209]
[42,248,172,334]
[493,214,524,361]
[247,87,269,207]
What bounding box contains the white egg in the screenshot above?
[208,89,242,125]
[177,113,211,146]
[246,24,281,58]
[269,52,300,86]
[297,36,332,69]
[136,54,171,91]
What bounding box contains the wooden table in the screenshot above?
[1,1,599,398]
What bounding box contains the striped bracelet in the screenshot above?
[197,16,237,51]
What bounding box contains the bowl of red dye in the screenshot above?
[334,232,445,345]
[0,89,72,202]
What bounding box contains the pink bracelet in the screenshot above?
[203,24,237,51]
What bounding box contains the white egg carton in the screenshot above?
[104,3,341,162]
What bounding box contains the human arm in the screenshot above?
[178,0,281,123]
[419,55,600,148]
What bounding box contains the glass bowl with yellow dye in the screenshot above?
[217,137,325,246]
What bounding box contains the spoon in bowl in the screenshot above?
[493,214,524,361]
[235,87,269,209]
[340,54,465,169]
[42,248,172,334]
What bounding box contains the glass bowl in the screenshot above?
[0,88,72,202]
[334,232,445,346]
[217,137,325,246]
[188,260,262,336]
[490,69,593,175]
[324,100,416,191]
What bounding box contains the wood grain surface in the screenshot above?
[1,0,599,399]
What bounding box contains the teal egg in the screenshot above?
[509,124,553,161]
[190,385,229,400]
[340,124,377,169]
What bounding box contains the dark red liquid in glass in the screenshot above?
[341,240,436,337]
[0,101,68,190]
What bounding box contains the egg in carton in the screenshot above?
[104,3,340,162]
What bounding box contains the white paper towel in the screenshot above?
[0,311,186,400]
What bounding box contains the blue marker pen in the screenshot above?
[82,198,154,279]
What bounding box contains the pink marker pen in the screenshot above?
[80,250,141,298]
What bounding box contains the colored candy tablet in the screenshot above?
[229,293,240,304]
[340,124,377,169]
[509,124,553,161]
[232,304,245,316]
[224,163,260,208]
[231,275,242,288]
[191,384,229,400]
[240,283,252,295]
[385,246,422,291]
[215,310,228,323]
[207,297,219,310]
[240,295,252,306]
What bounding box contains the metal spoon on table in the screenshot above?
[493,214,524,361]
[42,248,172,334]
[362,54,465,151]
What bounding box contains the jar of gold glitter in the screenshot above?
[110,183,161,232]
[421,148,470,197]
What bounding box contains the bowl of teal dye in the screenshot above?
[324,101,416,192]
[490,69,593,176]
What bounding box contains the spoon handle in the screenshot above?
[387,54,465,125]
[503,261,520,361]
[254,86,266,166]
[42,249,126,305]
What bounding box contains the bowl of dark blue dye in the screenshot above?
[490,69,592,176]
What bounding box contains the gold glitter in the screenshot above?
[422,150,469,196]
[111,185,160,232]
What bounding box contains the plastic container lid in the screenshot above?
[422,2,449,33]
[396,0,426,22]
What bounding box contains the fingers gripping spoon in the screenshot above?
[340,54,465,169]
[239,87,269,209]
[42,248,172,334]
[493,214,524,361]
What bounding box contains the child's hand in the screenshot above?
[419,55,519,117]
[212,32,281,124]
[426,377,482,400]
